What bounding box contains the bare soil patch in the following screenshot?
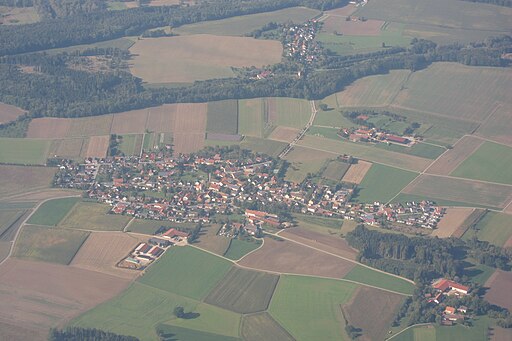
[70,231,144,279]
[0,102,26,124]
[27,117,71,139]
[322,17,384,35]
[111,108,149,135]
[85,135,109,158]
[485,270,512,311]
[432,208,474,238]
[0,165,55,198]
[343,286,404,341]
[426,136,484,175]
[238,237,355,278]
[268,126,300,143]
[0,259,130,332]
[146,104,177,133]
[342,160,372,184]
[280,227,357,260]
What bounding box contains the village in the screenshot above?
[53,148,444,233]
[428,278,472,326]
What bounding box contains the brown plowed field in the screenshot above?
[111,109,149,135]
[68,115,113,137]
[426,136,484,175]
[343,287,404,341]
[280,227,357,260]
[172,103,207,154]
[342,160,372,184]
[0,102,26,124]
[70,231,144,279]
[238,237,355,278]
[49,138,88,159]
[27,117,72,138]
[492,327,512,341]
[146,104,177,133]
[322,18,384,35]
[0,259,130,333]
[85,135,109,158]
[268,126,300,143]
[0,321,46,341]
[431,208,474,238]
[0,165,55,197]
[485,270,512,311]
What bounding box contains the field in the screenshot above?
[269,275,358,341]
[145,105,176,133]
[27,117,72,138]
[117,134,142,156]
[125,219,195,235]
[238,237,356,278]
[223,238,262,261]
[206,100,238,135]
[138,246,232,300]
[0,259,130,339]
[110,109,149,135]
[376,142,445,160]
[156,324,239,341]
[354,163,417,203]
[392,317,491,341]
[195,224,231,256]
[68,115,113,137]
[241,313,294,341]
[27,197,80,226]
[59,202,131,231]
[451,142,512,185]
[85,135,109,158]
[71,282,241,341]
[70,232,145,279]
[283,146,331,184]
[431,208,475,238]
[268,126,300,143]
[469,212,512,248]
[307,126,341,140]
[335,70,410,108]
[204,267,279,313]
[175,7,320,36]
[402,175,512,209]
[268,98,311,129]
[322,160,351,181]
[129,35,282,83]
[240,137,287,157]
[48,138,88,159]
[0,138,51,165]
[0,5,39,25]
[280,227,357,260]
[0,165,55,197]
[322,17,384,36]
[343,265,415,295]
[0,209,24,236]
[341,160,372,184]
[14,225,89,265]
[476,103,512,145]
[293,214,347,236]
[297,135,431,172]
[312,107,356,127]
[238,98,265,137]
[172,103,207,154]
[0,102,26,124]
[343,286,404,341]
[425,136,484,175]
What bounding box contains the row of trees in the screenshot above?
[462,0,512,7]
[49,327,139,341]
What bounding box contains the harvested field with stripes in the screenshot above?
[426,136,483,175]
[268,126,300,143]
[27,117,72,139]
[431,208,475,238]
[111,109,149,135]
[485,270,512,311]
[85,135,109,158]
[172,103,207,154]
[341,160,372,184]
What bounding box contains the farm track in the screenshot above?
[279,100,317,158]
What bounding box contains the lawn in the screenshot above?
[138,246,232,300]
[238,98,264,137]
[59,201,131,231]
[451,142,512,185]
[354,164,418,203]
[206,100,238,135]
[70,282,241,341]
[343,265,415,295]
[268,275,357,341]
[467,212,512,247]
[13,225,89,265]
[223,238,262,260]
[375,142,445,159]
[27,197,80,226]
[0,137,51,165]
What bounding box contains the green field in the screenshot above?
[70,282,241,341]
[240,137,287,157]
[392,193,499,210]
[206,100,239,135]
[464,212,512,247]
[223,238,262,260]
[312,108,356,128]
[14,225,89,265]
[118,134,143,156]
[375,142,445,159]
[269,275,357,341]
[126,219,196,235]
[175,7,320,36]
[238,99,265,137]
[451,142,512,185]
[307,126,340,140]
[27,197,80,226]
[156,324,240,341]
[322,160,351,181]
[343,265,415,295]
[354,164,417,203]
[271,98,311,129]
[0,138,51,165]
[59,201,131,231]
[204,267,279,313]
[0,209,25,236]
[241,313,294,341]
[139,246,232,300]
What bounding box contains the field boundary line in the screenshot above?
[386,323,433,340]
[463,133,512,149]
[123,217,136,233]
[233,237,265,263]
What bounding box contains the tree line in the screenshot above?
[49,327,139,341]
[462,0,512,7]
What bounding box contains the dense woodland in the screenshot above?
[462,0,512,7]
[49,327,139,341]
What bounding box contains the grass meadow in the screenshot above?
[206,100,238,135]
[241,313,294,341]
[464,212,512,248]
[27,197,80,226]
[376,142,445,159]
[59,202,131,231]
[0,138,51,165]
[343,265,415,295]
[223,238,261,260]
[238,98,265,137]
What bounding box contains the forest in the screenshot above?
[49,327,139,341]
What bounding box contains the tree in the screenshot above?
[173,306,185,319]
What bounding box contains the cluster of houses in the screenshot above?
[283,20,323,67]
[118,228,189,270]
[427,278,470,326]
[339,126,415,146]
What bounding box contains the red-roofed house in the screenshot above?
[162,228,189,239]
[432,278,469,295]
